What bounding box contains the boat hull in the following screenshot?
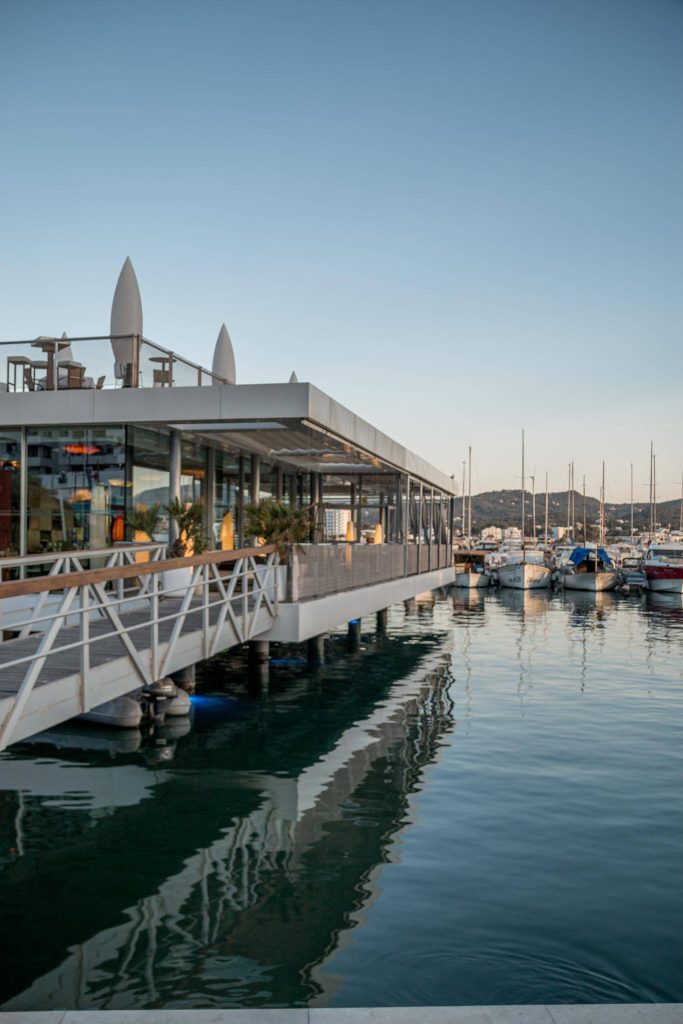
[497,561,551,590]
[563,572,618,592]
[453,572,489,589]
[645,571,683,593]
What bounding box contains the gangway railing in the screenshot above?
[0,544,279,751]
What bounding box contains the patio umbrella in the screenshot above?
[212,323,236,384]
[110,257,142,380]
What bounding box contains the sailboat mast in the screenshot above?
[680,467,683,535]
[601,461,606,546]
[531,475,536,543]
[571,461,575,539]
[567,463,571,537]
[630,463,634,540]
[461,460,466,540]
[544,471,549,546]
[467,445,472,545]
[653,453,657,537]
[582,475,586,543]
[649,442,654,538]
[521,430,525,554]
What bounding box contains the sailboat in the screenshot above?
[563,463,618,592]
[453,446,490,588]
[497,431,551,590]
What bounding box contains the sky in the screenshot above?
[1,0,682,501]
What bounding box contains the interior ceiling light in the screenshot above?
[64,444,100,455]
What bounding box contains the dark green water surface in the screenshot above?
[0,588,681,1009]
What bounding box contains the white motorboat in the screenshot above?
[497,430,551,591]
[562,547,618,592]
[453,551,490,589]
[497,560,551,590]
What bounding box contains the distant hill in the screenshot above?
[465,489,681,535]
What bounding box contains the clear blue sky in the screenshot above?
[1,0,682,501]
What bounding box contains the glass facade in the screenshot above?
[129,426,170,540]
[26,427,127,553]
[181,438,206,505]
[2,423,454,565]
[0,431,21,555]
[214,451,241,548]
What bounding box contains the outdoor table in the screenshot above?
[30,338,71,390]
[150,354,173,387]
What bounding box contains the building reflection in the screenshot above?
[0,635,455,1010]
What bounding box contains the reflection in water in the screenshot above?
[496,587,550,618]
[1,593,682,1008]
[451,589,485,618]
[0,628,454,1010]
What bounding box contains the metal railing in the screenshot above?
[0,544,279,751]
[0,334,227,392]
[290,542,451,601]
[0,541,168,632]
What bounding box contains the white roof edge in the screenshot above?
[0,381,455,493]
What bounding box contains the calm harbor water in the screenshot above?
[0,588,681,1010]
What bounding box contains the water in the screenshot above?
[0,588,682,1010]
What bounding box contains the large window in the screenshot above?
[129,426,170,540]
[0,432,21,555]
[214,451,241,548]
[26,427,126,553]
[181,438,206,504]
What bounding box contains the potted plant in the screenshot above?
[244,498,314,601]
[163,498,208,595]
[244,498,313,555]
[126,503,161,563]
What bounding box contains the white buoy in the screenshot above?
[212,323,236,384]
[78,696,143,729]
[165,687,192,717]
[289,370,299,383]
[110,257,143,378]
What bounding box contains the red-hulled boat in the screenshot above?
[641,544,683,593]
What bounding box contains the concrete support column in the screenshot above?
[249,639,270,664]
[348,618,362,650]
[171,664,196,693]
[169,429,182,545]
[275,465,284,502]
[205,447,216,544]
[237,456,246,547]
[250,454,260,544]
[307,633,326,668]
[250,454,261,505]
[376,607,388,635]
[404,596,416,613]
[248,640,270,691]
